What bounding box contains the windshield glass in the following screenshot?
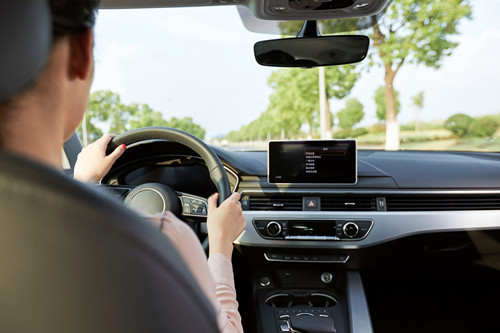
[86,0,500,152]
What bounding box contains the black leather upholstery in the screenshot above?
[0,150,220,333]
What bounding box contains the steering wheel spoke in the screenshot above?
[96,184,134,201]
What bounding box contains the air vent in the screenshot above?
[248,196,303,211]
[245,195,377,211]
[321,196,377,211]
[386,195,500,211]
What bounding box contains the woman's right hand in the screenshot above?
[206,192,246,260]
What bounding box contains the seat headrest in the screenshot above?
[0,0,51,102]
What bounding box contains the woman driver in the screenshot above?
[0,1,245,332]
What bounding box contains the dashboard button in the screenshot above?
[259,276,271,287]
[321,272,333,283]
[266,221,282,236]
[329,255,349,262]
[343,222,359,238]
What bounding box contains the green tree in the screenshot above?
[412,91,425,132]
[126,104,206,139]
[374,86,400,122]
[280,0,471,149]
[444,113,473,138]
[266,66,359,138]
[370,0,470,149]
[267,69,309,138]
[469,116,500,138]
[79,90,206,143]
[128,103,169,129]
[79,90,124,144]
[166,117,206,140]
[337,98,365,129]
[226,109,281,142]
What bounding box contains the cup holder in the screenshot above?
[265,291,338,308]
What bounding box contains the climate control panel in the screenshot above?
[253,219,373,241]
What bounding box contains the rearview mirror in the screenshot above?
[254,35,369,68]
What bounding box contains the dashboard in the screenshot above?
[101,140,500,265]
[97,139,500,333]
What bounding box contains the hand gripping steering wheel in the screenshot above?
[106,127,232,250]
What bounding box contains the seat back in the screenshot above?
[0,150,220,332]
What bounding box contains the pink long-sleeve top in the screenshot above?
[148,211,243,333]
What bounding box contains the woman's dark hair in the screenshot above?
[50,0,100,41]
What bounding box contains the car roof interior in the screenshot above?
[99,0,391,21]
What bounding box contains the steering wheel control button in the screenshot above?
[321,272,333,284]
[183,203,191,214]
[266,221,282,236]
[189,199,206,215]
[179,194,208,218]
[342,222,359,238]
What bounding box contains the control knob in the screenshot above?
[342,222,359,238]
[266,221,282,237]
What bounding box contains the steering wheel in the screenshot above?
[105,127,232,250]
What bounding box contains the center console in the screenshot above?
[239,214,375,332]
[254,266,347,333]
[250,263,372,333]
[241,140,373,332]
[237,213,375,333]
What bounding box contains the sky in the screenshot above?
[91,0,500,140]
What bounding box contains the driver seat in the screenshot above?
[0,2,220,332]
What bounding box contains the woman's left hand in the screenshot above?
[74,133,126,182]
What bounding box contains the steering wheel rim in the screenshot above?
[106,126,232,206]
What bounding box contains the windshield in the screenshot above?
[86,0,500,152]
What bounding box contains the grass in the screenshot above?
[222,130,500,152]
[358,137,500,152]
[357,130,500,152]
[445,138,500,152]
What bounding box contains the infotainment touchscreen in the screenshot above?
[268,140,357,184]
